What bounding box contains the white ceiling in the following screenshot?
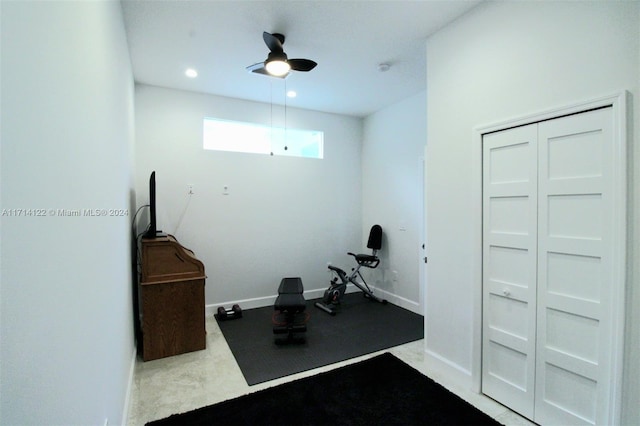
[121,0,481,117]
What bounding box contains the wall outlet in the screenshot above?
[223,185,229,195]
[392,270,399,282]
[187,184,194,195]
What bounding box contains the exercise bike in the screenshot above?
[315,225,387,315]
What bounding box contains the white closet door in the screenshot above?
[535,108,614,425]
[481,124,538,418]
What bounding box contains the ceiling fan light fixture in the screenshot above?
[265,59,290,76]
[247,32,316,77]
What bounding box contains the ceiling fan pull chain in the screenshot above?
[284,79,288,151]
[270,81,274,156]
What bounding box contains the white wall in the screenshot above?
[0,2,136,425]
[134,85,363,308]
[425,0,639,422]
[362,91,426,312]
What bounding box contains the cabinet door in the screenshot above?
[535,108,614,425]
[481,124,538,419]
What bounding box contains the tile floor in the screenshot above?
[127,315,536,425]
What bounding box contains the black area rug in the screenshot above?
[148,352,502,426]
[217,292,424,385]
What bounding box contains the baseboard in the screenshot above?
[372,287,422,314]
[206,285,422,316]
[122,345,137,425]
[424,347,473,391]
[205,288,333,315]
[206,295,276,315]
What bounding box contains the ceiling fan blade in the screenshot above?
[288,58,317,72]
[246,62,266,73]
[246,61,288,78]
[263,31,284,53]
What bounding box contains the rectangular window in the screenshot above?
[203,117,323,159]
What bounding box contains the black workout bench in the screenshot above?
[273,277,308,344]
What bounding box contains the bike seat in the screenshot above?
[348,252,380,267]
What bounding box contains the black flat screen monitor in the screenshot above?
[143,171,157,239]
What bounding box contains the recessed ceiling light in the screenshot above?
[287,90,297,98]
[185,68,198,78]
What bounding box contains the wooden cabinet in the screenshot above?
[139,235,206,361]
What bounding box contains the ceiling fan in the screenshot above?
[246,31,317,78]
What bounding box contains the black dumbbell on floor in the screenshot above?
[216,304,242,321]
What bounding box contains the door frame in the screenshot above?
[470,91,629,423]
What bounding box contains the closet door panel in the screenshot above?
[535,107,613,425]
[481,124,538,418]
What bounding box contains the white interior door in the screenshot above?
[481,124,538,418]
[482,104,623,425]
[535,107,614,425]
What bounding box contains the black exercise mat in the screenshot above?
[148,352,502,426]
[216,292,424,385]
